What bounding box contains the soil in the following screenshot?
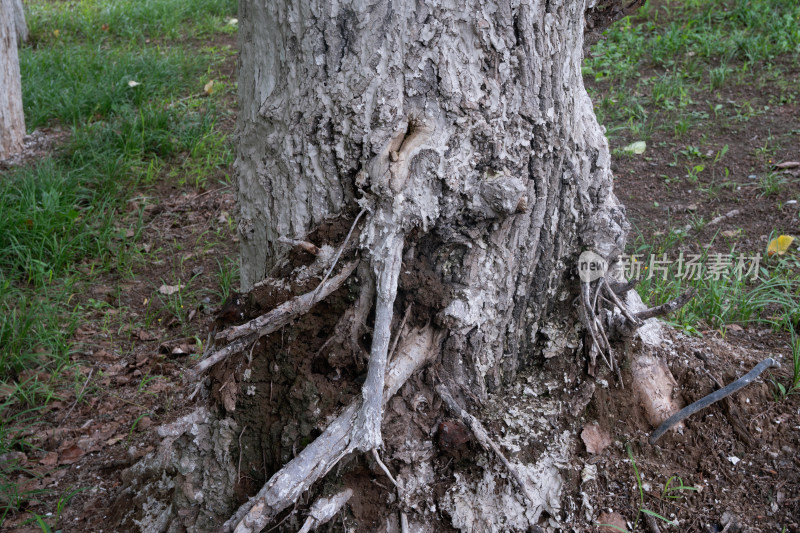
[3,24,800,533]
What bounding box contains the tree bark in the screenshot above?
[13,0,28,44]
[0,0,26,160]
[236,0,628,396]
[115,1,643,531]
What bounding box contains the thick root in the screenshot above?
[351,235,404,452]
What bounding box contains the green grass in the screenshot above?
[26,0,237,45]
[628,227,800,399]
[0,0,237,526]
[629,228,800,332]
[588,0,800,399]
[584,0,800,145]
[21,44,211,129]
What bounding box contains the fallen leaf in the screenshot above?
[59,444,84,464]
[581,423,612,454]
[727,324,744,332]
[0,451,27,468]
[171,343,193,355]
[767,235,795,256]
[135,329,155,341]
[106,435,124,446]
[158,283,182,295]
[597,511,628,532]
[101,23,109,31]
[774,161,800,170]
[40,451,59,466]
[622,141,646,154]
[137,416,153,431]
[721,229,740,238]
[204,80,215,95]
[94,348,118,362]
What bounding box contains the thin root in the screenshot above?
[372,449,399,488]
[436,382,541,507]
[636,289,696,321]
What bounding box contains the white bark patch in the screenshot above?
[442,442,567,532]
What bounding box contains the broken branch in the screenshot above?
[278,237,321,256]
[187,261,359,380]
[649,357,779,444]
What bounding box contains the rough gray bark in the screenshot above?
[12,0,27,43]
[118,1,645,531]
[237,0,627,397]
[0,0,26,159]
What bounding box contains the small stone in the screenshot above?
[437,420,471,450]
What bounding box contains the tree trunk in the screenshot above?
[0,0,26,160]
[114,1,651,531]
[13,0,28,44]
[236,0,628,393]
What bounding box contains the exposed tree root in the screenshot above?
[371,448,399,488]
[186,260,359,381]
[296,488,353,533]
[578,276,695,375]
[222,324,443,533]
[635,289,696,321]
[352,234,404,452]
[436,382,542,508]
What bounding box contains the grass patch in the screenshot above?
[21,44,213,129]
[26,0,237,45]
[1,0,236,525]
[584,0,800,144]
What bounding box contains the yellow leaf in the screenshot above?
[622,141,646,154]
[767,235,795,256]
[204,80,215,95]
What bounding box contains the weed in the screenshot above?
[772,316,800,399]
[759,172,788,197]
[626,444,677,529]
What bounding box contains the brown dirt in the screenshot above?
[578,332,800,532]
